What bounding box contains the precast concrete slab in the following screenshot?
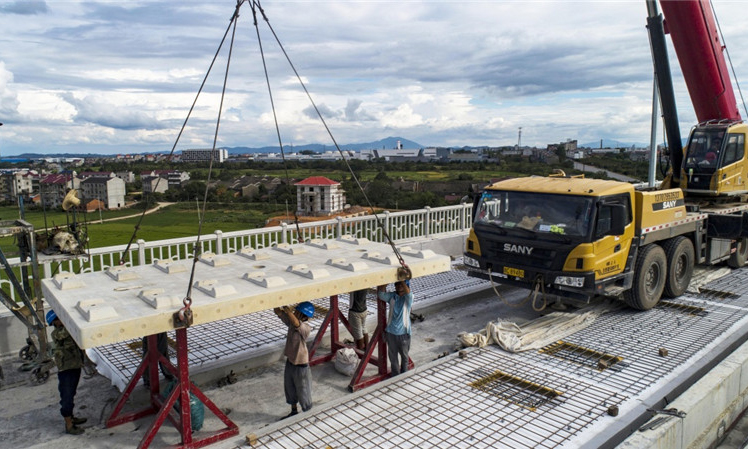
[41,238,451,349]
[88,263,489,391]
[246,277,748,449]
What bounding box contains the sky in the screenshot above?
[2,0,748,156]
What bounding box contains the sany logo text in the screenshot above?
[503,243,533,255]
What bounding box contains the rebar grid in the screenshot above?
[539,341,624,372]
[526,296,748,394]
[657,300,708,316]
[699,268,748,305]
[255,349,625,449]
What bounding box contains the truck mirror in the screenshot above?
[472,193,482,220]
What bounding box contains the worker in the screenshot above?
[377,280,414,376]
[142,332,175,388]
[348,289,369,351]
[47,310,87,435]
[705,138,722,164]
[274,301,315,419]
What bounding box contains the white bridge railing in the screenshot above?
[4,203,473,302]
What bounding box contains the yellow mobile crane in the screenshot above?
[463,0,748,310]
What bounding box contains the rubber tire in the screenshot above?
[662,237,694,298]
[728,237,748,268]
[624,244,667,311]
[18,345,37,361]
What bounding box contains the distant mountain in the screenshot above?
[225,136,423,154]
[580,139,649,149]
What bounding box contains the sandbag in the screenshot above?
[334,347,359,377]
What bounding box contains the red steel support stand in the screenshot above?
[106,329,238,449]
[308,294,414,392]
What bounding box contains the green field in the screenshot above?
[0,202,286,257]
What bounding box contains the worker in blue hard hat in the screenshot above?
[46,310,87,435]
[273,301,315,419]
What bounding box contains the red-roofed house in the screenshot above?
[40,173,80,209]
[294,176,346,216]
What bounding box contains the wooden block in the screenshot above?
[106,266,139,282]
[76,299,118,322]
[237,247,271,260]
[242,272,287,288]
[153,259,187,274]
[307,239,339,250]
[338,235,370,245]
[138,288,182,309]
[199,252,231,267]
[326,258,368,272]
[287,264,329,279]
[53,272,86,290]
[273,243,307,255]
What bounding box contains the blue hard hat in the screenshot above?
[295,301,315,318]
[46,310,58,326]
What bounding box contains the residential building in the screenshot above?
[295,176,346,216]
[80,176,126,209]
[1,169,41,203]
[142,176,169,194]
[78,171,116,180]
[116,171,136,183]
[167,171,190,188]
[40,173,80,209]
[181,148,228,163]
[140,170,190,192]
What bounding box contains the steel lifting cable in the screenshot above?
[249,1,303,243]
[177,2,243,327]
[487,268,548,312]
[252,0,411,279]
[115,1,246,269]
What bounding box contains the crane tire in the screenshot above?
[662,236,694,298]
[624,244,667,310]
[728,238,748,268]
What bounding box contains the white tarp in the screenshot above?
[459,302,618,352]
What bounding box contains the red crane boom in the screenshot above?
[659,0,740,122]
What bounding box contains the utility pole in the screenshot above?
[0,122,3,159]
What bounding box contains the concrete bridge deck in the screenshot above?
[2,254,748,448]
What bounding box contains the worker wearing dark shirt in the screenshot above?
[348,289,369,350]
[47,310,87,435]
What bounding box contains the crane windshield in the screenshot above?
[684,128,726,169]
[474,190,595,237]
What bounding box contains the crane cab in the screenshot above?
[680,121,748,196]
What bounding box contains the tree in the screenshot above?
[366,179,394,207]
[374,170,391,181]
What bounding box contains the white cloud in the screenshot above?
[0,62,20,119]
[1,1,748,154]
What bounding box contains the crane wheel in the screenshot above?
[662,237,694,298]
[624,244,667,310]
[728,237,748,268]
